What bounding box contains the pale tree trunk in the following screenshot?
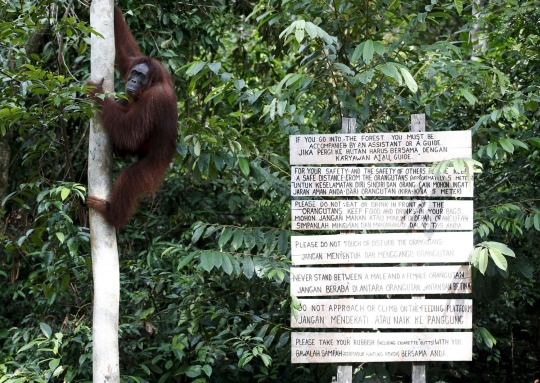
[471,0,486,60]
[89,1,120,382]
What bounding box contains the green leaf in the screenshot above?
[379,64,402,84]
[260,353,272,367]
[399,68,418,93]
[528,137,540,148]
[534,213,540,231]
[186,61,206,77]
[208,62,221,74]
[357,70,374,84]
[305,22,317,39]
[459,88,477,105]
[185,365,202,378]
[454,0,463,15]
[202,364,212,377]
[221,254,234,275]
[192,225,205,243]
[351,42,365,62]
[140,307,155,319]
[488,248,507,271]
[18,340,39,353]
[453,158,465,172]
[363,39,374,64]
[248,89,265,104]
[243,256,255,279]
[49,358,60,372]
[486,142,497,158]
[193,140,201,156]
[60,187,70,201]
[53,365,65,377]
[477,327,496,348]
[231,229,244,250]
[178,252,196,270]
[56,232,65,244]
[499,138,514,153]
[484,241,515,257]
[293,20,306,43]
[478,248,488,274]
[508,138,528,150]
[234,79,245,91]
[490,109,502,122]
[333,63,354,76]
[40,322,52,338]
[239,157,250,176]
[373,41,385,56]
[213,251,223,269]
[200,251,214,272]
[295,27,304,43]
[218,227,233,249]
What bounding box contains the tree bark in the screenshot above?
[471,0,486,60]
[0,140,9,210]
[89,1,120,382]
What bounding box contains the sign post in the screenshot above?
[411,114,426,383]
[336,117,355,383]
[289,115,473,383]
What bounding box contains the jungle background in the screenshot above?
[1,0,539,381]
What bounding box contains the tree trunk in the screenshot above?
[89,1,120,382]
[0,139,9,217]
[471,0,486,60]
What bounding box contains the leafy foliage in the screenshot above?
[1,0,540,382]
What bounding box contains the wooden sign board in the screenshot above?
[291,231,473,265]
[291,332,473,363]
[291,298,473,329]
[291,166,473,197]
[291,200,473,231]
[290,265,472,296]
[290,131,472,165]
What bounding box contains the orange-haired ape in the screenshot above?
[87,6,177,229]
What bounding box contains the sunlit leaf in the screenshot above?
[478,248,488,274]
[399,68,418,93]
[239,157,250,176]
[243,256,254,279]
[488,248,507,271]
[484,241,515,257]
[363,39,374,64]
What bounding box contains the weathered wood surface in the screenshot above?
[290,265,472,296]
[290,131,472,165]
[291,200,473,231]
[291,332,473,363]
[291,298,473,329]
[291,166,473,197]
[291,231,473,265]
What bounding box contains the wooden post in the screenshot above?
[411,113,426,383]
[337,365,352,383]
[335,117,355,383]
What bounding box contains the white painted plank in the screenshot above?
[291,166,473,197]
[291,232,473,265]
[291,298,473,329]
[290,131,472,165]
[290,265,472,296]
[292,200,473,231]
[291,332,472,363]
